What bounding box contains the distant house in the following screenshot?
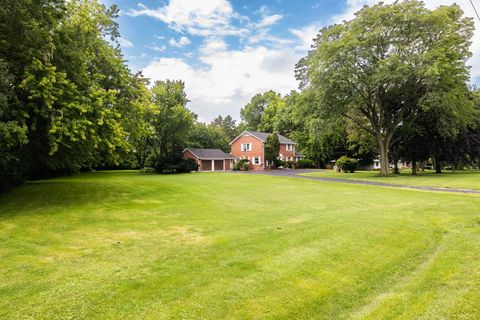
[182,148,234,172]
[230,131,301,170]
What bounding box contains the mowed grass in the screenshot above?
[301,169,480,190]
[0,171,479,319]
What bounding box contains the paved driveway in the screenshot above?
[238,169,480,194]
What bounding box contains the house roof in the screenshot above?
[183,148,234,160]
[230,131,296,145]
[295,151,303,157]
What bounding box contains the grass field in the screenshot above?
[300,169,480,190]
[1,171,479,319]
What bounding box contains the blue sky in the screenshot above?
[104,0,480,121]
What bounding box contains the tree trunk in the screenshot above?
[378,138,389,176]
[435,160,442,174]
[412,161,418,176]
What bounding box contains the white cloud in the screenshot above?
[118,37,133,48]
[127,0,246,36]
[255,14,283,28]
[169,36,191,47]
[146,45,167,52]
[143,45,300,121]
[199,38,228,54]
[289,24,321,52]
[247,32,294,46]
[245,5,285,44]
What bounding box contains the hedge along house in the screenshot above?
[182,148,234,172]
[229,131,300,170]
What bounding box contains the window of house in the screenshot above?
[241,143,252,151]
[254,156,261,165]
[286,144,293,151]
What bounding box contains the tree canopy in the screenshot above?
[296,0,477,175]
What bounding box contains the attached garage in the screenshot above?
[214,160,223,171]
[201,160,212,171]
[182,148,234,172]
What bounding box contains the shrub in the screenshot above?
[275,159,286,168]
[336,156,358,173]
[152,153,198,173]
[176,158,198,173]
[233,159,250,171]
[286,161,296,169]
[297,159,315,168]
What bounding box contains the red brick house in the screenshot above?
[230,131,302,170]
[182,148,234,172]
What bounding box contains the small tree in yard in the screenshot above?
[264,132,280,168]
[336,156,358,173]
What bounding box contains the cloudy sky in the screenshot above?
[104,0,480,121]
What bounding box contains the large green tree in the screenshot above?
[296,0,476,175]
[148,80,193,166]
[240,90,283,131]
[264,132,280,168]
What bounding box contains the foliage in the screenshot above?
[210,115,238,140]
[296,0,476,175]
[0,60,28,191]
[285,161,296,169]
[240,90,283,131]
[264,132,280,167]
[297,159,315,168]
[277,90,349,167]
[336,156,358,173]
[176,158,199,173]
[147,80,194,168]
[151,152,197,174]
[233,159,250,171]
[188,122,230,152]
[275,159,286,168]
[0,0,152,189]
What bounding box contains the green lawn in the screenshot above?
[300,169,480,190]
[1,171,479,319]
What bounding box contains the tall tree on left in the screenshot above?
[0,0,147,191]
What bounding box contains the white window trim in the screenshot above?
[253,156,261,165]
[286,144,293,151]
[241,143,252,152]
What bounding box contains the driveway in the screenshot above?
[239,169,480,194]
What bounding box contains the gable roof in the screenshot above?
[230,131,296,145]
[183,148,233,159]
